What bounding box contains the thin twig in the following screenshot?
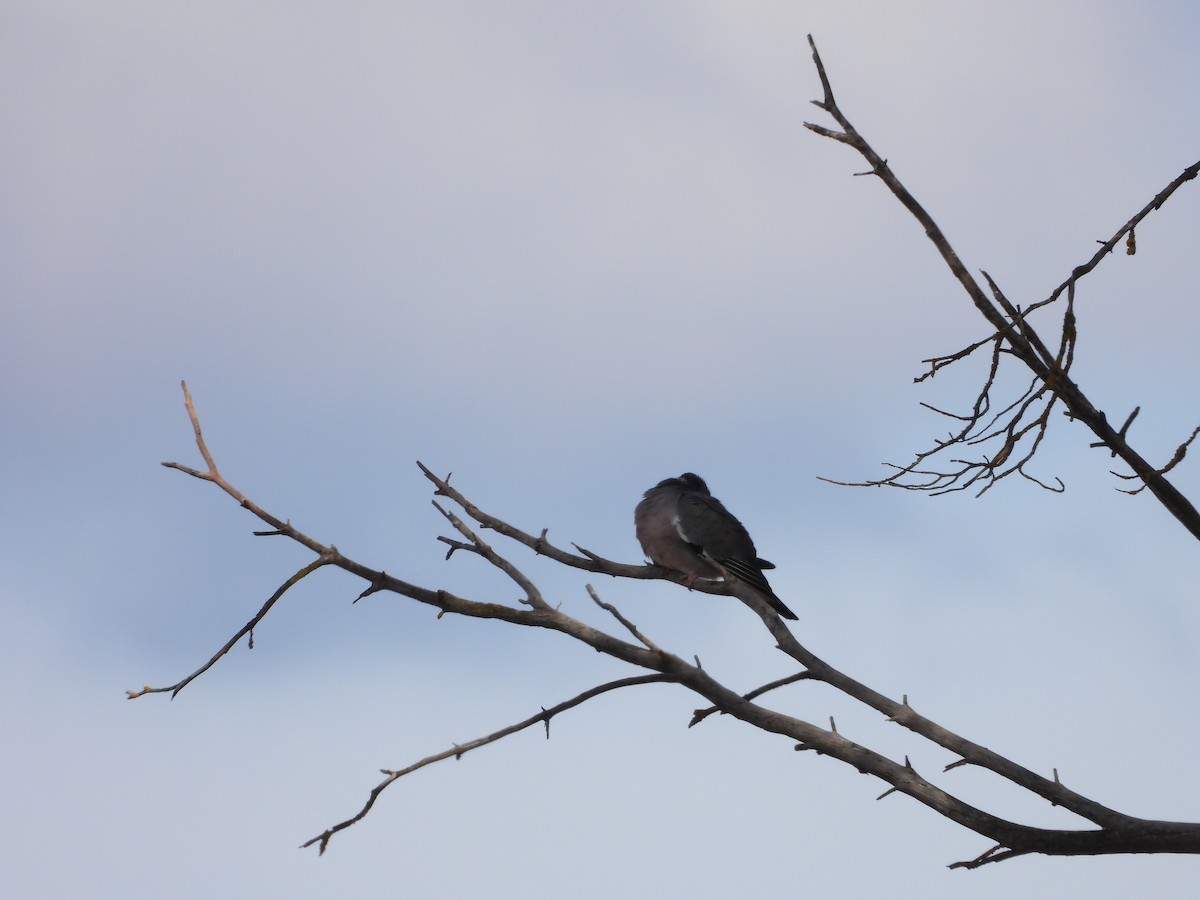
[432,499,549,609]
[690,671,814,727]
[1113,424,1200,494]
[126,555,335,699]
[586,584,661,652]
[301,674,674,854]
[805,35,1200,539]
[415,461,733,596]
[1028,159,1200,316]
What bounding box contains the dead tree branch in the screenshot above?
[804,35,1200,541]
[301,674,674,855]
[136,382,1200,867]
[416,459,734,596]
[125,555,334,700]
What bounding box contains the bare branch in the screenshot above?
[147,384,634,672]
[916,332,999,384]
[805,35,1200,541]
[753,606,1140,832]
[1027,159,1200,316]
[178,379,218,476]
[126,555,334,700]
[415,461,733,597]
[150,384,1200,866]
[689,671,814,727]
[301,674,674,855]
[143,38,1200,869]
[1113,424,1200,495]
[431,499,549,610]
[1092,406,1140,456]
[949,844,1032,870]
[586,584,661,653]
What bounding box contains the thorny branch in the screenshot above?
[301,673,674,855]
[805,35,1200,539]
[136,381,1200,868]
[125,555,334,700]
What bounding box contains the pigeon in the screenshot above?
[635,473,798,620]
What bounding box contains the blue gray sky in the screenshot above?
[4,2,1200,897]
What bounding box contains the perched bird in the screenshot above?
[634,473,798,620]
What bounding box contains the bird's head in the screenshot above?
[650,472,710,494]
[676,472,710,494]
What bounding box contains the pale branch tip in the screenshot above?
[573,543,604,562]
[160,460,210,480]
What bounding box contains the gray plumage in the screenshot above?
[635,473,798,620]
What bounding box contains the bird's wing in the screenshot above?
[675,491,798,619]
[674,492,754,558]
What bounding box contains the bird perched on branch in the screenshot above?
[635,473,798,620]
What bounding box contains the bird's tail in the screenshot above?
[727,580,799,621]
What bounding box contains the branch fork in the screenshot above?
[136,36,1200,868]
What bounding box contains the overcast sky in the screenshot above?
[4,2,1200,897]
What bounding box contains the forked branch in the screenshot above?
[804,35,1200,541]
[137,382,1200,867]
